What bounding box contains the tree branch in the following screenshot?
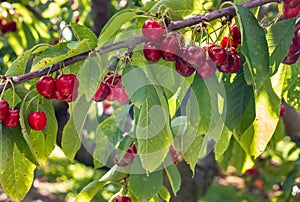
[0,0,281,93]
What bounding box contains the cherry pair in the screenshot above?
[0,19,17,34]
[203,44,242,74]
[220,23,241,49]
[36,74,79,103]
[283,0,300,18]
[0,99,19,128]
[93,71,129,104]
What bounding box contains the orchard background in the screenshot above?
[0,0,299,201]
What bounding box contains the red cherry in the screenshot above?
[3,109,20,128]
[114,87,129,104]
[36,76,55,98]
[74,16,80,23]
[169,145,179,164]
[230,23,241,44]
[0,100,9,121]
[208,46,227,66]
[114,196,131,202]
[142,19,165,41]
[216,52,235,73]
[1,21,9,34]
[178,46,206,68]
[28,112,47,130]
[196,57,216,78]
[55,74,79,95]
[106,86,115,101]
[160,32,185,61]
[114,143,136,167]
[175,57,195,77]
[231,54,242,73]
[104,71,122,86]
[54,89,68,101]
[143,41,162,62]
[283,38,300,64]
[220,36,239,49]
[283,4,300,18]
[280,104,286,117]
[7,20,17,32]
[64,88,78,102]
[93,82,111,102]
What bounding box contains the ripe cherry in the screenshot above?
[196,57,216,78]
[114,196,131,202]
[143,41,162,62]
[207,46,227,66]
[280,104,286,117]
[104,71,122,86]
[216,52,235,73]
[284,0,300,7]
[220,36,239,49]
[8,20,17,32]
[3,109,20,128]
[93,82,111,102]
[169,145,179,164]
[1,21,9,34]
[36,76,55,98]
[175,57,195,77]
[230,23,241,44]
[28,112,47,130]
[55,74,79,95]
[142,19,165,41]
[283,4,300,18]
[178,46,206,68]
[231,54,242,73]
[64,88,78,103]
[114,87,129,104]
[0,100,9,121]
[160,32,185,61]
[53,89,68,101]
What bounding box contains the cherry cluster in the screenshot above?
[142,19,242,78]
[283,21,300,65]
[0,18,16,34]
[0,3,17,34]
[283,0,300,18]
[93,71,129,104]
[36,74,79,103]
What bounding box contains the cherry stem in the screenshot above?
[0,77,9,100]
[0,0,281,94]
[7,78,15,108]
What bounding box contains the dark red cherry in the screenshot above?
[3,109,20,128]
[0,100,9,121]
[114,196,131,202]
[93,82,111,102]
[220,36,238,49]
[142,19,165,41]
[230,23,241,44]
[28,111,47,130]
[55,74,79,95]
[175,57,195,77]
[169,145,179,164]
[1,21,9,34]
[231,54,242,73]
[284,0,300,7]
[208,46,227,66]
[196,57,216,78]
[143,41,162,62]
[160,32,185,61]
[36,76,55,98]
[64,88,78,102]
[53,89,68,101]
[280,104,286,117]
[7,20,17,32]
[114,143,137,167]
[216,52,235,73]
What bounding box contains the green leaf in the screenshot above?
[97,9,137,46]
[71,23,98,49]
[230,139,254,173]
[214,126,232,161]
[136,85,173,172]
[150,0,195,18]
[158,186,171,202]
[5,48,32,76]
[0,144,36,201]
[235,5,269,90]
[31,40,91,71]
[225,71,255,134]
[164,164,181,196]
[61,95,92,160]
[78,55,104,100]
[267,18,295,74]
[240,80,280,158]
[129,170,163,201]
[75,180,105,202]
[93,116,123,168]
[99,165,129,182]
[0,126,14,173]
[122,66,149,107]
